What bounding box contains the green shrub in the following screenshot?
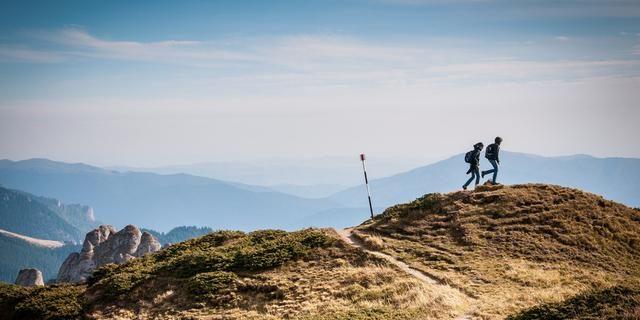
[97,271,151,298]
[508,286,640,320]
[0,282,28,304]
[232,229,332,271]
[186,271,237,295]
[2,284,85,320]
[163,251,235,278]
[86,263,119,286]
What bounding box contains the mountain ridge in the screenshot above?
[0,158,345,232]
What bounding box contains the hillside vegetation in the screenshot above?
[1,183,638,319]
[508,285,640,319]
[0,229,466,319]
[353,184,640,318]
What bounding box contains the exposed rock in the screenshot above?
[15,268,44,287]
[83,225,116,253]
[94,225,141,266]
[135,231,162,257]
[57,224,160,283]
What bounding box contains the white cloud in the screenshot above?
[33,28,262,66]
[554,36,569,41]
[4,28,640,88]
[0,45,65,63]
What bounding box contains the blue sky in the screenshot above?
[1,0,639,166]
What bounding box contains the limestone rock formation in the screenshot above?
[57,224,160,283]
[135,231,162,256]
[15,268,44,287]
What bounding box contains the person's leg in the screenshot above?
[490,159,499,183]
[482,162,496,178]
[463,174,474,189]
[474,168,480,185]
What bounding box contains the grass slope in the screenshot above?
[0,229,466,320]
[354,183,640,318]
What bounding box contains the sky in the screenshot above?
[1,0,639,167]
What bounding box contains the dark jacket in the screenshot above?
[486,143,500,162]
[466,149,481,172]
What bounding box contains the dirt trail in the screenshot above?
[336,227,475,320]
[337,228,438,284]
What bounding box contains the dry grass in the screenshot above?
[79,229,470,319]
[356,184,640,318]
[351,230,387,251]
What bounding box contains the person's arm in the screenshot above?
[496,145,500,164]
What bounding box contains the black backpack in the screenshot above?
[464,150,474,163]
[485,144,497,160]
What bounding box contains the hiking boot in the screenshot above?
[481,171,486,178]
[462,185,467,191]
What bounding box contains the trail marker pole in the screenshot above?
[360,153,374,219]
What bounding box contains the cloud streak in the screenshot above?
[3,28,640,89]
[31,28,262,66]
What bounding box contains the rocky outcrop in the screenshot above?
[135,231,162,256]
[57,224,160,283]
[15,268,44,287]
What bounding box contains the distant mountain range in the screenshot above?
[1,153,638,234]
[0,159,359,231]
[106,157,428,198]
[329,151,640,209]
[142,226,213,245]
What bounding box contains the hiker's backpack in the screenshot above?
[485,144,497,160]
[464,150,474,163]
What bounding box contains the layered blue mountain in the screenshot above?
[0,231,80,283]
[0,187,91,283]
[329,151,640,209]
[0,186,95,243]
[0,159,346,231]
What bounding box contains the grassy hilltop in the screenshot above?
[1,184,639,319]
[353,184,640,318]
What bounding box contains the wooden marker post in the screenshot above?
[360,153,374,219]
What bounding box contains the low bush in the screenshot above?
[186,271,237,295]
[0,283,84,320]
[507,285,640,320]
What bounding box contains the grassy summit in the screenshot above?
[1,183,638,319]
[353,183,640,318]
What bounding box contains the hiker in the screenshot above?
[463,142,483,190]
[482,136,502,184]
